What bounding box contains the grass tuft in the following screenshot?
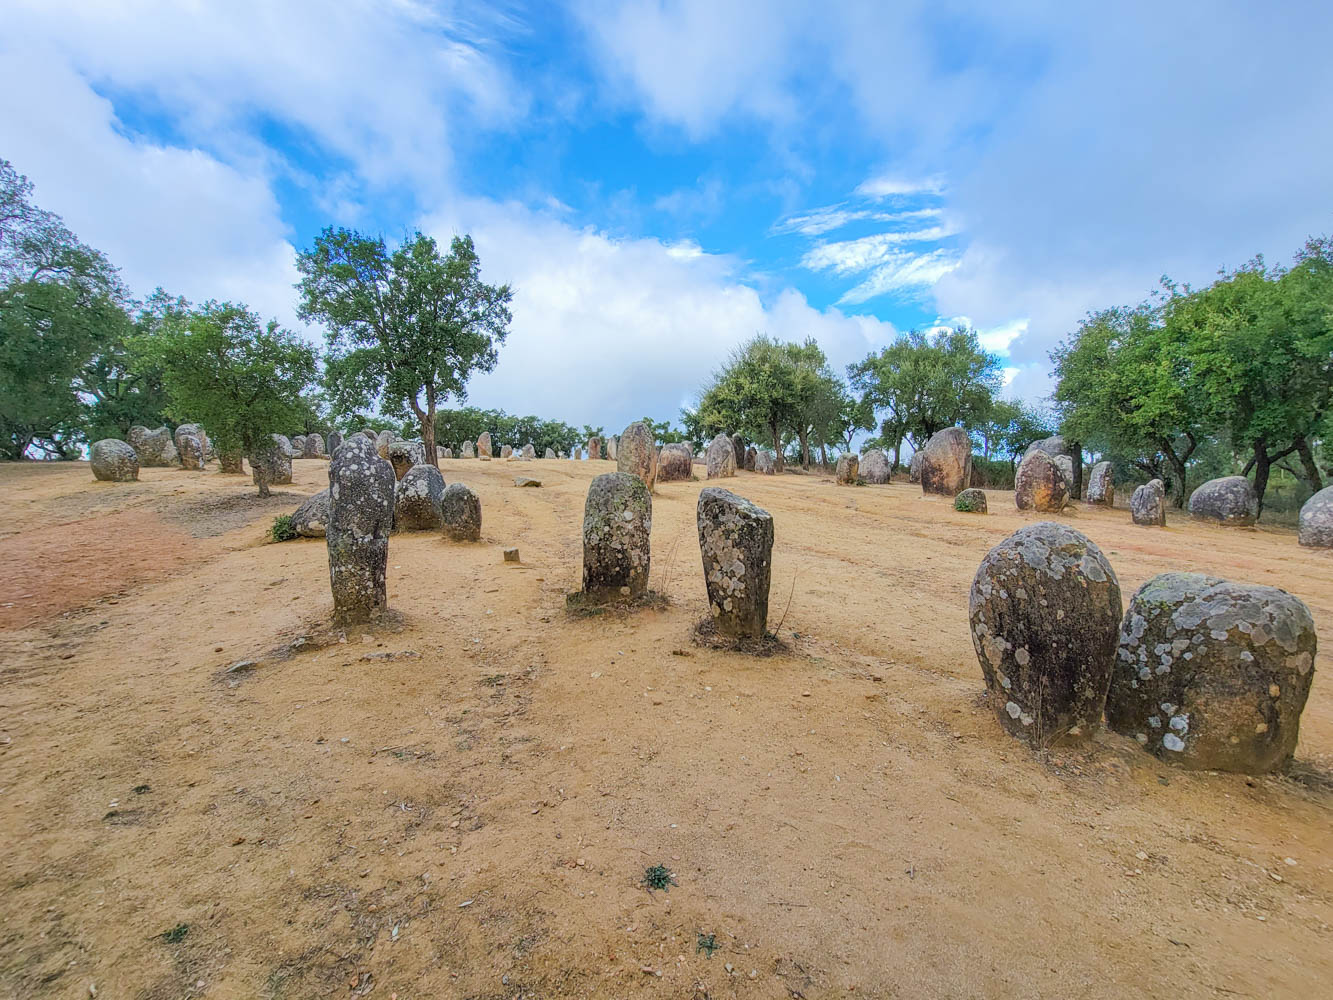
[270,514,298,542]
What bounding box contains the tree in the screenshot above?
[696,335,803,472]
[0,158,129,459]
[296,229,512,470]
[131,301,317,496]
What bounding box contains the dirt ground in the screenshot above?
[1,456,1330,1000]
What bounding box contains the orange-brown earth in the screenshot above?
[1,457,1330,999]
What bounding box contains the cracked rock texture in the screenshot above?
[1189,476,1258,526]
[387,441,427,480]
[582,472,652,602]
[326,435,395,624]
[658,442,693,482]
[861,449,891,484]
[1085,461,1114,506]
[291,489,331,537]
[1130,478,1166,526]
[617,421,658,491]
[698,487,774,639]
[1297,485,1333,548]
[395,464,446,531]
[441,483,481,541]
[919,427,972,496]
[1106,572,1316,772]
[90,439,139,482]
[970,522,1123,746]
[705,434,737,479]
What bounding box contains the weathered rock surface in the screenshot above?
[616,421,658,491]
[90,439,139,481]
[177,432,205,470]
[745,446,757,472]
[326,431,343,457]
[521,443,536,460]
[698,488,774,639]
[292,434,307,454]
[1131,479,1167,526]
[1299,485,1333,548]
[1024,435,1071,460]
[970,522,1123,745]
[130,426,178,466]
[658,442,693,482]
[954,488,987,513]
[705,434,737,479]
[441,483,481,541]
[513,476,542,487]
[251,436,293,490]
[360,428,378,441]
[218,448,244,474]
[1189,476,1259,527]
[302,433,326,458]
[375,430,395,460]
[174,423,209,458]
[476,431,492,459]
[606,436,618,461]
[499,444,513,459]
[836,453,858,485]
[327,435,395,622]
[394,464,445,531]
[1106,573,1316,772]
[1014,450,1069,512]
[730,434,745,469]
[1086,461,1114,506]
[861,449,891,484]
[1052,454,1075,485]
[386,441,426,480]
[587,438,601,461]
[462,440,475,458]
[919,428,972,496]
[290,489,331,537]
[908,451,922,484]
[544,447,556,459]
[755,450,776,475]
[581,472,652,602]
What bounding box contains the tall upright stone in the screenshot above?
[1023,435,1071,461]
[303,433,326,458]
[730,433,745,469]
[755,450,776,475]
[174,423,209,458]
[1014,450,1070,513]
[588,437,601,461]
[177,433,206,470]
[744,446,757,472]
[1130,479,1167,526]
[250,435,292,494]
[861,449,891,484]
[606,436,618,461]
[441,483,481,541]
[970,522,1123,745]
[1085,461,1114,506]
[658,442,693,482]
[462,440,475,459]
[395,464,446,531]
[1189,476,1259,527]
[500,444,513,459]
[544,447,556,459]
[835,453,858,485]
[616,421,658,491]
[697,488,774,639]
[476,431,492,459]
[90,439,139,482]
[1298,485,1333,548]
[326,431,343,457]
[908,451,922,484]
[919,427,972,496]
[1106,573,1316,773]
[705,433,737,479]
[581,473,652,602]
[521,443,536,460]
[326,435,395,623]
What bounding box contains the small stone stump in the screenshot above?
[1130,479,1166,526]
[1189,476,1258,527]
[581,472,652,602]
[698,488,773,639]
[327,436,395,623]
[1106,573,1316,773]
[658,443,693,482]
[395,464,445,531]
[835,453,858,485]
[919,427,972,496]
[617,421,658,491]
[178,433,205,470]
[441,483,481,541]
[1299,485,1333,548]
[954,488,987,513]
[290,489,331,537]
[1015,450,1069,512]
[705,434,736,479]
[969,522,1123,745]
[1085,461,1114,506]
[861,449,890,484]
[90,439,139,481]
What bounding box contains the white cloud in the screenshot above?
[838,250,961,305]
[854,174,946,199]
[801,228,956,276]
[773,205,941,237]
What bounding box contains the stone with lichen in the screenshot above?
[835,453,858,485]
[697,487,773,639]
[970,522,1122,746]
[290,489,331,537]
[1015,450,1069,513]
[1130,479,1166,526]
[919,427,971,496]
[658,442,693,482]
[1189,476,1258,527]
[1085,460,1114,506]
[616,421,658,491]
[1106,572,1315,772]
[394,464,445,531]
[441,482,481,541]
[386,440,426,480]
[705,433,736,479]
[91,439,139,482]
[861,449,890,484]
[581,472,652,602]
[326,435,395,623]
[129,425,178,467]
[1299,485,1333,548]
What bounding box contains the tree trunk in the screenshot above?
[798,429,810,470]
[1069,438,1082,499]
[819,443,828,468]
[1252,440,1271,516]
[257,479,270,498]
[419,385,438,469]
[772,423,784,474]
[892,438,902,472]
[1295,436,1324,493]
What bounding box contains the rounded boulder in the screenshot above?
[617,421,659,491]
[658,443,693,482]
[290,489,331,537]
[861,449,890,484]
[1298,485,1333,548]
[919,427,972,496]
[90,439,139,482]
[441,483,481,541]
[1189,476,1258,527]
[836,453,858,485]
[1130,479,1166,526]
[395,464,446,531]
[1014,450,1069,513]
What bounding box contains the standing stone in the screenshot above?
[90,439,139,482]
[658,442,693,482]
[730,434,745,469]
[1130,479,1167,526]
[218,448,244,474]
[395,464,446,531]
[326,435,395,623]
[1189,476,1259,527]
[1024,435,1071,460]
[1298,485,1333,548]
[954,488,988,513]
[606,436,618,461]
[386,441,425,480]
[521,443,536,460]
[250,435,293,492]
[697,488,774,640]
[290,489,331,537]
[500,444,513,459]
[861,449,890,484]
[755,450,776,475]
[908,451,923,484]
[919,428,972,496]
[1052,454,1074,485]
[174,423,209,458]
[581,472,652,602]
[360,428,378,441]
[1086,461,1114,506]
[131,426,178,467]
[705,433,737,479]
[1014,450,1069,512]
[544,447,556,459]
[327,431,343,457]
[276,434,299,458]
[1106,573,1316,773]
[441,483,482,541]
[969,522,1123,745]
[375,430,395,460]
[588,437,601,461]
[302,433,326,458]
[463,440,476,459]
[178,433,205,470]
[835,453,858,485]
[573,447,582,460]
[617,421,658,491]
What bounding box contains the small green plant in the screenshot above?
[641,864,677,892]
[696,931,718,957]
[160,923,189,944]
[270,514,298,542]
[954,493,982,512]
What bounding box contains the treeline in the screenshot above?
[1051,239,1332,511]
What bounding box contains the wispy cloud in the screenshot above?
[854,173,946,199]
[836,248,961,304]
[772,204,941,237]
[801,227,956,275]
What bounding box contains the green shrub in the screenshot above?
[954,492,983,512]
[270,514,298,542]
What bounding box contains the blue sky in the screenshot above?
[2,1,1330,434]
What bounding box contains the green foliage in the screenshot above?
[129,300,317,494]
[638,416,687,445]
[297,229,512,464]
[969,454,1017,490]
[641,864,677,892]
[159,924,190,944]
[975,398,1054,468]
[270,514,298,542]
[954,491,984,512]
[432,406,580,454]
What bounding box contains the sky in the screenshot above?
[2,1,1331,434]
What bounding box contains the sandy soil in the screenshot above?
[1,456,1330,1000]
